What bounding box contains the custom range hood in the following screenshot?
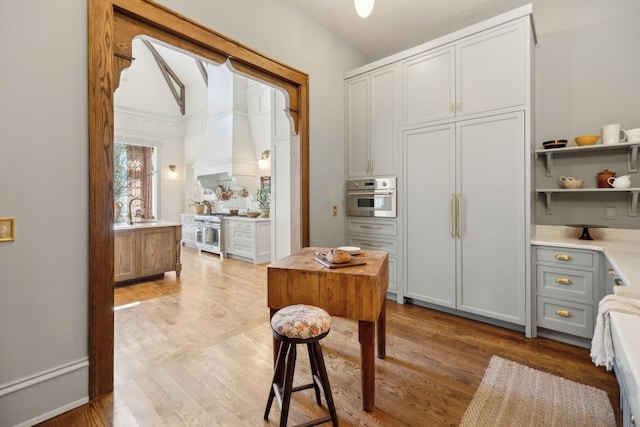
[192,64,258,191]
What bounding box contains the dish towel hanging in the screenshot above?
[590,294,640,370]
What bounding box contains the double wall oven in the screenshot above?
[194,213,228,257]
[346,177,397,218]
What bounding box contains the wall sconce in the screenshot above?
[355,0,375,18]
[169,164,178,179]
[258,150,271,171]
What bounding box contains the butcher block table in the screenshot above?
[267,247,389,412]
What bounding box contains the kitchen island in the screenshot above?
[114,221,182,284]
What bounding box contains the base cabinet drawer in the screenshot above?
[536,296,594,338]
[536,265,593,303]
[348,235,397,254]
[536,247,595,268]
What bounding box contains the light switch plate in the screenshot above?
[605,208,616,220]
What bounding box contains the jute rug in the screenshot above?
[459,356,615,427]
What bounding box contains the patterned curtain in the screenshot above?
[126,145,154,219]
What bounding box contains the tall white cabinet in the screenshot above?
[346,64,399,178]
[404,113,527,325]
[344,5,534,332]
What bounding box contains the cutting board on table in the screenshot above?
[314,253,366,269]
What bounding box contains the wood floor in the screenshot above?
[38,247,621,426]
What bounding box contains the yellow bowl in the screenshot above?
[574,135,600,146]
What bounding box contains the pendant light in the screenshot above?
[354,0,374,18]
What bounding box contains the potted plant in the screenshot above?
[256,188,271,218]
[189,200,207,214]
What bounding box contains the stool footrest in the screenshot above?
[293,415,333,427]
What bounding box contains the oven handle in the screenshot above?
[347,191,394,196]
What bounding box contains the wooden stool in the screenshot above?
[264,304,339,427]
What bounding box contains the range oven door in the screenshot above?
[201,223,222,254]
[347,190,397,217]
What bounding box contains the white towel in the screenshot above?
[590,294,640,370]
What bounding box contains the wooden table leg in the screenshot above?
[376,299,386,359]
[358,320,375,412]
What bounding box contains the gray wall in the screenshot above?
[533,0,640,228]
[2,0,639,425]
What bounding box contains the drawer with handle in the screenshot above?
[347,236,397,254]
[536,265,594,303]
[536,296,594,338]
[536,247,595,268]
[347,218,397,237]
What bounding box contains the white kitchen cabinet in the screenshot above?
[346,217,401,301]
[402,20,526,127]
[533,246,601,346]
[346,64,399,178]
[224,218,271,264]
[403,112,527,325]
[180,213,198,248]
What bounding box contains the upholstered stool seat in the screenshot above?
[264,304,339,427]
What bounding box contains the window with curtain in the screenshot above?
[114,143,156,221]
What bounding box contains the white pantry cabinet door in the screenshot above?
[402,47,455,127]
[456,112,526,325]
[346,76,370,177]
[369,65,398,177]
[403,124,456,306]
[456,22,526,117]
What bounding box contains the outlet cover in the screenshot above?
[605,208,616,220]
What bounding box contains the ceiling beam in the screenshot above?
[142,39,185,115]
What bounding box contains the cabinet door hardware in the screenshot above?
[361,225,382,229]
[554,254,572,261]
[359,241,383,247]
[450,102,455,113]
[456,193,461,238]
[450,194,455,237]
[556,309,573,318]
[555,277,572,285]
[614,278,624,287]
[608,268,616,276]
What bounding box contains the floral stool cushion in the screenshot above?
[271,304,331,340]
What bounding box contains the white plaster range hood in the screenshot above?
[192,63,258,192]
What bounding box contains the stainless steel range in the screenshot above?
[193,213,230,257]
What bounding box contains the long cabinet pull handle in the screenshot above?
[555,277,572,285]
[361,225,382,229]
[450,194,455,237]
[359,241,383,247]
[456,193,461,238]
[370,160,374,172]
[554,254,572,261]
[556,309,573,318]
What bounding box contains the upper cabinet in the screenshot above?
[346,64,399,178]
[402,22,527,127]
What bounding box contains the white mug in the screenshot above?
[626,128,640,143]
[602,123,627,144]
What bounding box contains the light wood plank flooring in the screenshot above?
[39,246,621,426]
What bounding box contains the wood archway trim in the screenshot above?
[89,0,309,398]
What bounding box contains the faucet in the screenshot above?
[128,198,145,225]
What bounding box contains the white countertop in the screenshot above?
[610,312,640,419]
[531,225,640,292]
[114,220,181,230]
[223,216,271,222]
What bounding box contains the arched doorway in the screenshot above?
[88,0,309,398]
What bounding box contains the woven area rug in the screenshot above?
[460,356,615,427]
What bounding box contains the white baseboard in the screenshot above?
[0,358,89,427]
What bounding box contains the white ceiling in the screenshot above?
[283,0,529,60]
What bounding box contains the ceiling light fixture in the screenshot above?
[354,0,374,18]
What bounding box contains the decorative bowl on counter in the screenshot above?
[246,211,261,218]
[573,135,600,146]
[559,176,584,189]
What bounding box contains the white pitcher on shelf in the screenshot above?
[607,175,631,189]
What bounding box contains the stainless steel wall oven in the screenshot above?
[346,177,397,218]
